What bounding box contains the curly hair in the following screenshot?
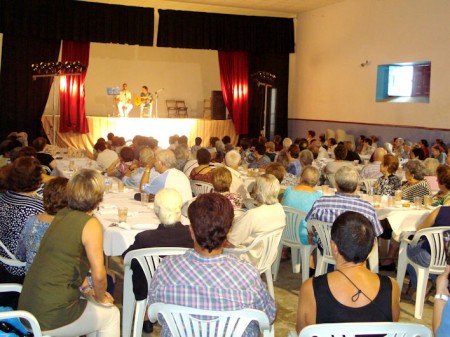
[188,193,234,253]
[9,156,42,192]
[43,177,69,215]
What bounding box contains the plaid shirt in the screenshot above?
[305,193,383,236]
[149,249,277,337]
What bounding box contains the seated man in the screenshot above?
[122,188,193,333]
[306,166,383,242]
[140,149,192,204]
[148,193,276,337]
[224,149,249,198]
[360,147,386,179]
[248,144,271,169]
[117,83,133,117]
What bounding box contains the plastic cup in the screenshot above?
[373,195,381,208]
[387,196,395,208]
[353,160,359,166]
[118,180,124,192]
[394,190,402,202]
[118,207,128,222]
[414,196,422,209]
[141,192,149,206]
[424,195,432,209]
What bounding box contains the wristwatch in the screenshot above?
[434,294,449,302]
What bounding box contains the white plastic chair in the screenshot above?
[289,322,432,337]
[0,283,48,337]
[148,302,271,337]
[308,219,379,277]
[272,207,314,283]
[396,226,448,319]
[122,247,189,337]
[190,180,213,197]
[0,239,26,267]
[224,227,284,300]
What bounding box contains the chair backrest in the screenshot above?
[414,226,449,274]
[0,283,45,337]
[176,100,187,109]
[148,302,270,337]
[166,100,177,108]
[124,247,189,286]
[190,180,213,197]
[0,239,26,267]
[282,206,307,247]
[298,322,432,337]
[224,227,284,273]
[308,219,333,259]
[361,178,377,193]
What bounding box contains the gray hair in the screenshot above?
[157,149,177,168]
[424,158,439,176]
[225,150,241,168]
[154,188,182,226]
[299,149,314,166]
[253,174,280,205]
[300,166,320,187]
[215,140,225,152]
[282,137,293,149]
[139,147,155,167]
[335,166,359,193]
[405,159,426,180]
[384,142,393,154]
[174,144,190,160]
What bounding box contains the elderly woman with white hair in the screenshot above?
[401,159,432,202]
[226,174,286,264]
[122,188,194,333]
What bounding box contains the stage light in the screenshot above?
[31,61,87,77]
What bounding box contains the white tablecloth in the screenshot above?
[95,190,189,256]
[53,157,101,178]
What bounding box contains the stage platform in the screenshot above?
[41,115,238,153]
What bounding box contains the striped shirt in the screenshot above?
[305,193,383,236]
[148,249,277,337]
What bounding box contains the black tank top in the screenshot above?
[313,273,393,323]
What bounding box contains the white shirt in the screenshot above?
[96,149,119,171]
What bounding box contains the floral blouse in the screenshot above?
[373,174,401,196]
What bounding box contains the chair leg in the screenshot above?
[132,299,147,337]
[265,269,275,300]
[368,239,379,273]
[414,267,429,319]
[396,242,409,289]
[301,246,313,283]
[291,248,301,274]
[272,245,283,282]
[122,286,136,337]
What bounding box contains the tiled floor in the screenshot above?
[110,256,433,337]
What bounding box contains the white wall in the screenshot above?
[44,43,221,118]
[292,0,450,130]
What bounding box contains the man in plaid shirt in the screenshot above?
[148,193,276,337]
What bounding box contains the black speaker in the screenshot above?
[211,90,226,120]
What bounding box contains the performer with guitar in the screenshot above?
[117,83,133,117]
[136,85,153,118]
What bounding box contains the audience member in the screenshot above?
[0,157,44,307]
[424,157,440,191]
[223,149,249,198]
[275,151,299,186]
[122,188,193,333]
[433,265,450,336]
[190,148,214,183]
[295,211,399,333]
[148,193,276,337]
[401,159,432,202]
[433,165,450,206]
[19,169,120,336]
[226,174,286,265]
[373,154,401,196]
[432,144,447,164]
[95,141,119,172]
[283,166,322,245]
[360,147,386,179]
[15,177,68,272]
[32,137,57,170]
[141,149,193,203]
[212,167,243,209]
[248,144,271,169]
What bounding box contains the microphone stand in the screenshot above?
[153,88,164,118]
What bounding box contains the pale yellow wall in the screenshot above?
[44,43,221,118]
[292,0,450,129]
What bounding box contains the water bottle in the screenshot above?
[104,173,111,193]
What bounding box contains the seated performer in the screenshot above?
[140,85,153,117]
[117,83,132,117]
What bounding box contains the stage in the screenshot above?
[41,115,238,153]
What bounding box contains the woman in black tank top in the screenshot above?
[295,211,400,334]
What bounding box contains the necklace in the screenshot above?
[336,269,373,303]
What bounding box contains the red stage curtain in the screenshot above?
[218,51,249,135]
[59,41,90,133]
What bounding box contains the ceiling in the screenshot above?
[83,0,344,17]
